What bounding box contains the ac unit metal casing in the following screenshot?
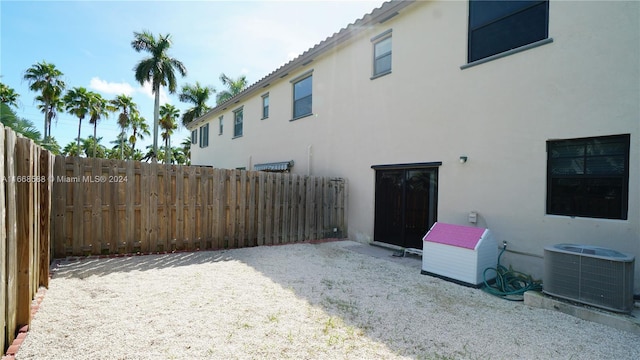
[543,244,635,313]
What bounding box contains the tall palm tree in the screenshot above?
[159,103,179,164]
[23,61,66,139]
[129,112,150,157]
[0,82,20,108]
[131,30,187,162]
[88,92,110,158]
[110,94,138,159]
[63,87,91,153]
[36,94,64,137]
[179,82,214,127]
[216,73,247,105]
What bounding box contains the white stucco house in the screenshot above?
[189,0,639,293]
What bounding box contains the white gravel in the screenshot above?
[16,240,640,359]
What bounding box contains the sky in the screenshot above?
[0,0,382,153]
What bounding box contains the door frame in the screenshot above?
[371,162,441,248]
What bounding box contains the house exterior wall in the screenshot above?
[191,1,640,292]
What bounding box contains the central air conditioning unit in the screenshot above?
[543,244,635,313]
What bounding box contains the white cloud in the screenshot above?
[89,77,135,96]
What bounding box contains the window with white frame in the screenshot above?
[233,108,243,138]
[262,93,269,119]
[372,30,392,77]
[199,123,209,148]
[292,74,312,119]
[218,116,223,135]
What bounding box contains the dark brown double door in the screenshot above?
[373,164,438,249]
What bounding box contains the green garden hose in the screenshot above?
[482,246,542,301]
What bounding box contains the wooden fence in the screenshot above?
[1,125,53,353]
[51,156,348,257]
[1,139,347,353]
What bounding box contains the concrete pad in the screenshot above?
[524,291,640,335]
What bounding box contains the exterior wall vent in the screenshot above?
[543,244,635,313]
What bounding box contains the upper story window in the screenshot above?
[262,94,269,119]
[191,129,197,144]
[468,0,549,63]
[199,123,209,148]
[233,108,243,138]
[546,134,630,220]
[292,73,312,119]
[372,30,392,78]
[218,116,223,135]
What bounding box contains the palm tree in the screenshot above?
[63,87,91,153]
[179,82,214,127]
[0,103,41,141]
[109,133,132,160]
[23,61,66,139]
[88,92,110,157]
[82,136,107,158]
[110,94,138,159]
[171,146,187,165]
[35,94,64,137]
[129,112,150,156]
[40,136,61,155]
[62,141,82,157]
[216,73,247,105]
[131,149,144,161]
[180,136,192,164]
[131,30,187,163]
[0,82,20,108]
[159,103,179,164]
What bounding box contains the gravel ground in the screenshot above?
[16,240,640,359]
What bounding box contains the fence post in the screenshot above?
[0,125,5,353]
[38,151,52,288]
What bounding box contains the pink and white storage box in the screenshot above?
[422,222,498,287]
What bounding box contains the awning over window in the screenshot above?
[254,160,294,172]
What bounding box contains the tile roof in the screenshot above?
[188,0,415,129]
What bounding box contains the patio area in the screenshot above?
[14,240,640,359]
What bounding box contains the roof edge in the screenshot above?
[187,0,415,129]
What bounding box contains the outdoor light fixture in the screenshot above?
[459,156,468,164]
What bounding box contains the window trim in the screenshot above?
[233,107,243,139]
[461,38,553,70]
[199,123,209,148]
[371,29,392,79]
[261,93,269,120]
[291,71,313,120]
[546,134,630,220]
[191,129,197,144]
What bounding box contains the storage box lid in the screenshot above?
[423,222,486,250]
